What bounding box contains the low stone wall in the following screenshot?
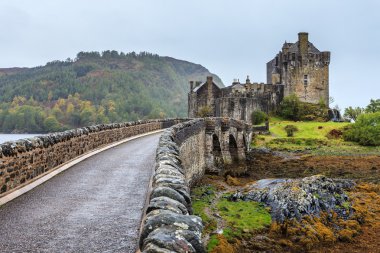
[0,119,185,196]
[139,118,251,252]
[139,119,205,253]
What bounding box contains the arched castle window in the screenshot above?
[304,75,308,86]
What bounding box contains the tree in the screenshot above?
[251,110,268,125]
[344,106,364,121]
[343,112,380,146]
[279,94,301,120]
[365,99,380,113]
[44,116,61,132]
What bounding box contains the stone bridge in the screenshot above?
[0,118,251,252]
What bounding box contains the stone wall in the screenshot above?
[0,119,185,196]
[139,118,251,252]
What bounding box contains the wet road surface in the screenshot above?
[0,133,161,253]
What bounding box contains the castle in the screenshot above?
[188,32,331,123]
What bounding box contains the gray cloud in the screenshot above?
[1,0,379,109]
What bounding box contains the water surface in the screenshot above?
[0,134,39,144]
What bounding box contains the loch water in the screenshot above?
[0,134,39,144]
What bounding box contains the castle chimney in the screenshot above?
[206,76,214,108]
[298,32,309,56]
[189,81,194,91]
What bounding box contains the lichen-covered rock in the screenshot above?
[1,142,17,156]
[142,227,205,253]
[232,175,354,222]
[143,243,177,253]
[140,210,203,249]
[154,177,186,187]
[147,196,189,215]
[154,172,184,181]
[155,166,184,177]
[156,161,184,174]
[150,187,189,208]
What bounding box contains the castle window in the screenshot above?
[304,75,308,85]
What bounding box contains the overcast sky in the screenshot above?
[1,0,379,109]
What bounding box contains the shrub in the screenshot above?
[284,125,298,137]
[343,112,380,146]
[278,94,329,121]
[251,110,268,125]
[197,106,212,117]
[326,129,343,139]
[279,94,301,120]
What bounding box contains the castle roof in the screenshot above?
[192,82,205,92]
[192,81,219,93]
[287,41,320,54]
[232,82,245,91]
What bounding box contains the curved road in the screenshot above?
[0,132,161,253]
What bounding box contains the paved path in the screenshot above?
[0,132,161,253]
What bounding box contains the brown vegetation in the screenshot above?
[196,151,380,252]
[247,152,380,183]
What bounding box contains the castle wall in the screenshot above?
[284,61,329,104]
[216,96,271,123]
[188,79,220,117]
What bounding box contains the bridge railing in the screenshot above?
[0,119,187,197]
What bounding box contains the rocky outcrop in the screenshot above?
[231,175,355,222]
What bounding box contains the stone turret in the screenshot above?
[267,32,330,104]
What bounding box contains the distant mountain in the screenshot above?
[0,51,223,133]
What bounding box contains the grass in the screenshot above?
[192,185,272,252]
[191,185,217,233]
[269,119,348,138]
[207,234,219,252]
[217,199,272,234]
[253,117,380,155]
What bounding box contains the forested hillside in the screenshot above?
[0,51,223,133]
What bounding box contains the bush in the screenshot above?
[251,110,268,125]
[343,112,380,146]
[197,106,212,117]
[278,94,329,121]
[326,129,343,139]
[284,125,298,137]
[279,94,301,120]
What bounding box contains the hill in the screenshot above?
[0,51,223,133]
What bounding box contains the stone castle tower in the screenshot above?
[267,32,330,104]
[189,32,330,123]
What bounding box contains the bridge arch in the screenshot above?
[228,134,239,163]
[212,134,223,167]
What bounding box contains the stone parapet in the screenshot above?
[0,119,187,196]
[139,118,251,252]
